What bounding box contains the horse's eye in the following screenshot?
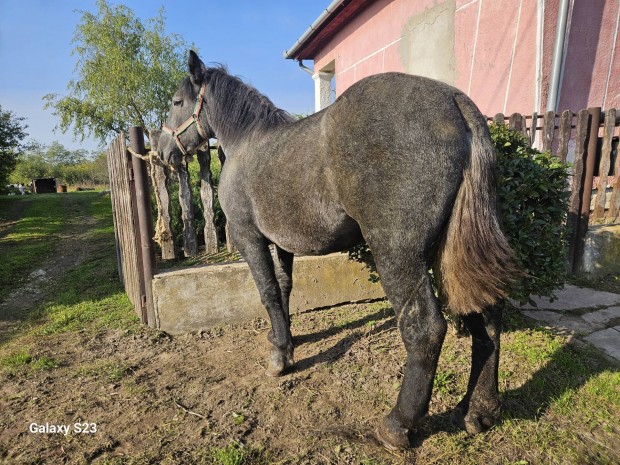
[173,99,183,107]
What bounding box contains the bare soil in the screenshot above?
[1,194,618,464]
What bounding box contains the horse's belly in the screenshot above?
[264,211,363,256]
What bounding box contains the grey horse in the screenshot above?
[158,51,516,449]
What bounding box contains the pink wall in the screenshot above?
[312,0,620,114]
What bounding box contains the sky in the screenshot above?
[0,0,325,153]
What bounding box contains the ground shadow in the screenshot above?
[293,306,396,372]
[292,304,617,447]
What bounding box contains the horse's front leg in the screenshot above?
[233,230,294,376]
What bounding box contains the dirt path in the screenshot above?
[0,195,101,339]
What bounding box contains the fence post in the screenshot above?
[177,162,198,257]
[593,108,616,222]
[197,147,219,254]
[566,110,590,272]
[149,130,176,260]
[129,127,157,327]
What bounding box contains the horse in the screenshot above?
[158,50,516,450]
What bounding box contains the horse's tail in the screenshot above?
[439,94,517,315]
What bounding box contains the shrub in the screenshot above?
[491,123,570,303]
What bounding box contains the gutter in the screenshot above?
[283,0,347,60]
[547,0,570,112]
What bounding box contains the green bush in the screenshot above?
[491,123,570,303]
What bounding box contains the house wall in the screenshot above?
[312,0,620,115]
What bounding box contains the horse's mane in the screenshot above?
[204,66,295,143]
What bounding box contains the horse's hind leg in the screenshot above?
[273,245,293,327]
[452,302,503,434]
[373,254,447,449]
[231,230,294,376]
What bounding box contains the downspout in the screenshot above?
[547,0,570,112]
[298,60,314,75]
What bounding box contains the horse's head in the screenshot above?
[158,51,214,166]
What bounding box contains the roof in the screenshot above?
[283,0,375,61]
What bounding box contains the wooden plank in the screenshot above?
[177,162,198,257]
[529,112,538,146]
[567,110,590,273]
[557,110,573,163]
[543,110,556,152]
[607,119,620,223]
[493,113,505,125]
[197,148,219,254]
[580,107,602,229]
[106,134,143,318]
[508,113,524,134]
[593,109,615,221]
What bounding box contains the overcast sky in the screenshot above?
[0,1,324,152]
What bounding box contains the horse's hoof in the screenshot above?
[265,346,294,377]
[451,399,500,435]
[375,414,411,450]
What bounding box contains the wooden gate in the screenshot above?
[107,129,156,326]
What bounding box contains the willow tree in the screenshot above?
[44,0,191,143]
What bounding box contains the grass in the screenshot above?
[0,347,61,375]
[0,191,138,349]
[0,194,66,301]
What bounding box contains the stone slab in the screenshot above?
[516,285,620,311]
[152,253,385,334]
[521,310,598,334]
[582,306,620,326]
[583,326,620,361]
[521,310,562,324]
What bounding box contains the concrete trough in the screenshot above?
[152,253,385,334]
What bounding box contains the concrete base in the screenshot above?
[152,253,385,334]
[579,224,620,276]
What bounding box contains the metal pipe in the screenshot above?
[129,127,157,327]
[298,60,314,75]
[283,0,346,59]
[547,0,570,112]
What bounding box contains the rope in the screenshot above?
[127,141,211,168]
[126,147,167,166]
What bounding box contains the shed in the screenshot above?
[31,178,57,194]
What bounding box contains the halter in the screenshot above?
[162,81,209,156]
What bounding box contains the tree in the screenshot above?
[44,0,191,144]
[0,105,28,187]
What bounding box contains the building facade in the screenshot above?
[285,0,620,116]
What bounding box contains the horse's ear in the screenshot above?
[189,50,205,85]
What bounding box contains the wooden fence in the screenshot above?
[487,107,619,272]
[107,110,619,323]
